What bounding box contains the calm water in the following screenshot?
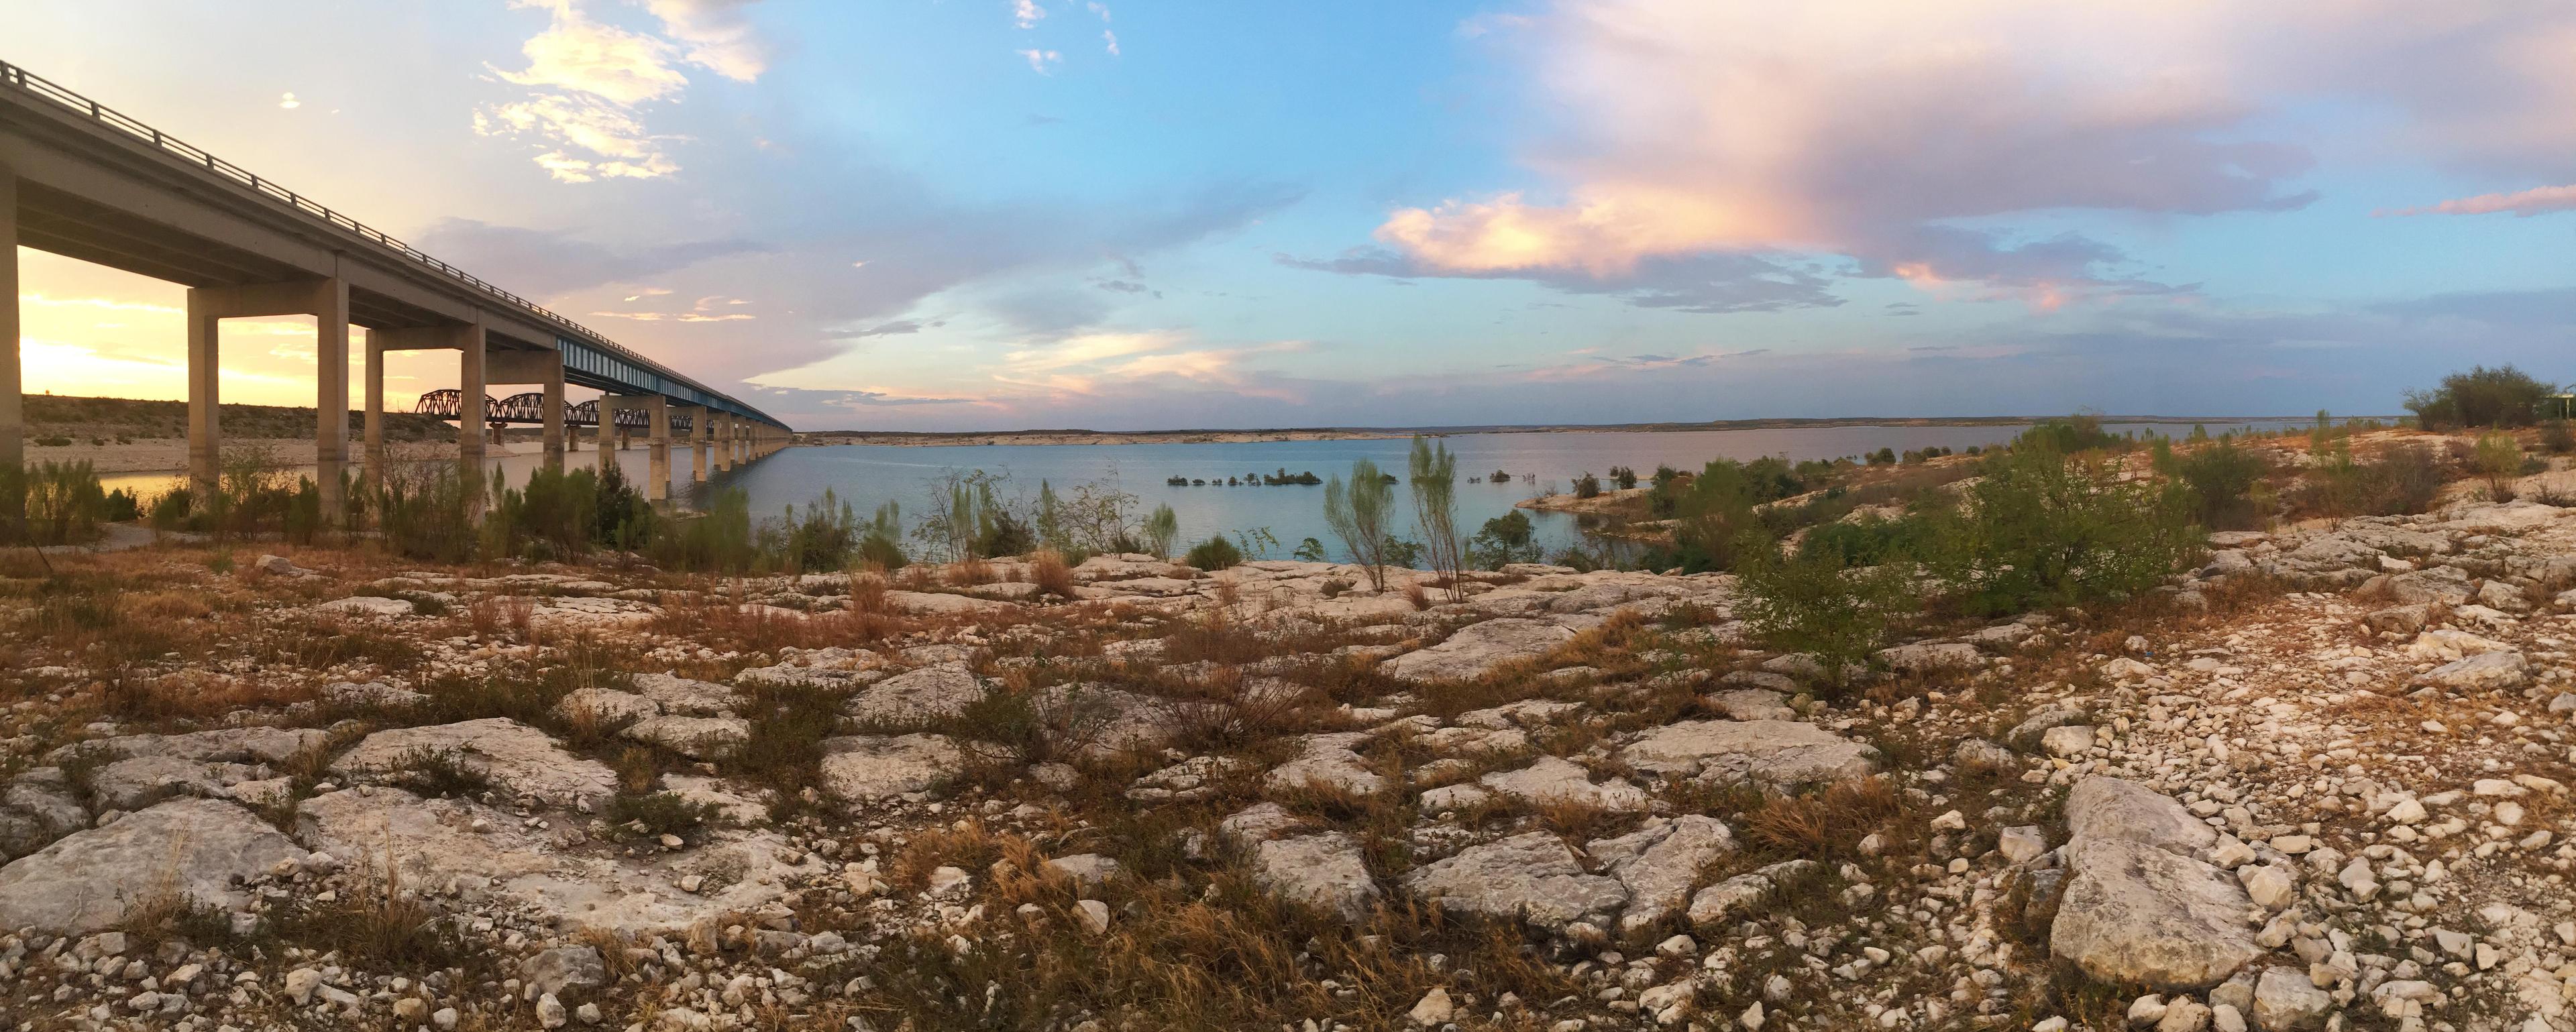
[101,421,2312,560]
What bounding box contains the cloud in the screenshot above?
[480,0,769,182]
[1012,0,1045,29]
[1104,30,1120,57]
[2379,184,2576,218]
[828,319,938,339]
[644,0,769,81]
[1358,0,2571,307]
[1278,247,1842,314]
[1018,49,1063,74]
[411,219,767,296]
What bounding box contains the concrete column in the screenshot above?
[314,278,349,523]
[645,397,671,503]
[184,288,223,499]
[0,164,19,474]
[457,323,485,482]
[542,365,566,469]
[690,407,709,481]
[595,398,620,475]
[362,333,384,488]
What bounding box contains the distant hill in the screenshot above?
[25,394,455,443]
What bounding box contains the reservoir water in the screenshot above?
[99,420,2316,561]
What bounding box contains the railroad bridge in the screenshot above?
[0,59,793,514]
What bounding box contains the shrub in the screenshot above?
[1029,549,1077,598]
[2173,439,2269,530]
[379,466,480,563]
[857,500,906,570]
[0,461,111,545]
[1142,504,1179,559]
[1572,472,1602,499]
[1183,534,1243,571]
[1926,445,2198,616]
[1469,510,1541,569]
[650,488,757,571]
[1407,436,1464,589]
[1736,540,1915,694]
[1609,465,1638,490]
[1322,459,1396,589]
[2543,420,2575,455]
[2406,365,2553,429]
[2012,414,2124,454]
[606,791,721,840]
[2475,432,2525,500]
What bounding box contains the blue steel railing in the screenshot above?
[0,58,784,428]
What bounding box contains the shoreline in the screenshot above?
[804,413,2394,449]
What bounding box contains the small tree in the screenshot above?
[1609,465,1638,490]
[1323,459,1396,589]
[1142,504,1179,559]
[1468,510,1541,569]
[2406,365,2554,429]
[1927,445,2198,616]
[1572,472,1603,499]
[2475,432,2525,500]
[1408,436,1464,592]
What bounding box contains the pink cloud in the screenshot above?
[2380,184,2576,218]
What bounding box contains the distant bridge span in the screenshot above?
[0,58,792,512]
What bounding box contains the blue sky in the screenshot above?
[11,1,2573,430]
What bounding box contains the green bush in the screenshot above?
[1468,510,1541,569]
[1572,472,1602,499]
[379,468,479,563]
[1324,459,1397,588]
[2542,420,2575,455]
[2172,439,2269,530]
[0,461,112,545]
[2406,365,2554,429]
[1183,534,1243,571]
[1926,445,2198,616]
[2475,432,2525,500]
[1735,538,1916,693]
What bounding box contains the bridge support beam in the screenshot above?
[596,397,625,477]
[645,397,671,504]
[543,374,566,469]
[374,321,492,498]
[0,163,20,474]
[690,407,709,482]
[184,274,351,522]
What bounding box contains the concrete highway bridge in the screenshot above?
[0,59,794,515]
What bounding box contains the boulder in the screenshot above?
[2007,706,2094,751]
[2050,778,2259,991]
[0,799,302,933]
[631,673,739,716]
[1251,832,1381,923]
[0,768,90,861]
[331,719,619,808]
[1263,733,1386,796]
[2039,726,2097,758]
[1379,620,1578,683]
[555,687,658,727]
[1403,832,1628,932]
[623,716,751,759]
[2250,967,2331,1031]
[1619,720,1878,789]
[818,734,961,802]
[521,946,608,997]
[1703,689,1795,722]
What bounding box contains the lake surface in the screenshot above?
[101,420,2315,561]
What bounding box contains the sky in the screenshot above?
[9,0,2574,431]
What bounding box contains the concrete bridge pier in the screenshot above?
[645,397,672,504]
[0,163,20,472]
[184,272,352,522]
[690,406,710,482]
[371,321,497,500]
[596,397,628,477]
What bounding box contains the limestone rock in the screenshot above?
[0,799,301,933]
[2414,650,2526,692]
[1403,832,1627,931]
[331,719,619,808]
[1479,756,1648,812]
[1251,832,1380,923]
[2051,778,2259,990]
[1586,815,1734,933]
[845,664,986,727]
[1263,733,1386,796]
[1380,619,1578,683]
[1619,720,1878,789]
[1687,860,1817,927]
[2250,967,2330,1031]
[818,734,961,803]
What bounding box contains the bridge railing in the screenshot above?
[0,58,780,428]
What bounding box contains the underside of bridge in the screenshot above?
[0,60,794,517]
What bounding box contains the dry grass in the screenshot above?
[649,591,908,654]
[1029,550,1077,599]
[1739,777,1916,863]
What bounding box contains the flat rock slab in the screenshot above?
[2416,650,2527,692]
[1619,720,1879,789]
[2064,775,2216,854]
[294,788,820,937]
[58,727,328,766]
[1263,733,1386,797]
[1404,831,1628,932]
[818,734,961,802]
[0,799,302,934]
[625,716,751,759]
[846,664,985,727]
[631,673,739,716]
[88,754,270,811]
[883,591,1014,616]
[330,718,619,808]
[313,595,417,618]
[1479,756,1647,812]
[1380,619,1579,683]
[1252,832,1381,923]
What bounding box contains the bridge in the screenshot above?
[0,58,794,515]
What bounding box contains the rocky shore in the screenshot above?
[1,495,2573,1031]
